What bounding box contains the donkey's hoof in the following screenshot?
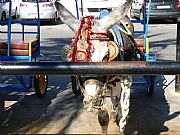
[120,131,125,135]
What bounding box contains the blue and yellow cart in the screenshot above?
[0,0,48,98]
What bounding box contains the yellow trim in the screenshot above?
[28,41,32,56]
[146,38,149,53]
[28,38,38,56]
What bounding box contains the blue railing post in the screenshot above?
[7,0,12,56]
[75,0,79,19]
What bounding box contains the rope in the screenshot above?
[119,76,132,131]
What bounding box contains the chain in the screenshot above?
[119,76,132,132]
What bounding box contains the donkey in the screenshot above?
[55,0,144,134]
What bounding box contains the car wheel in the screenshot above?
[172,19,177,24]
[146,76,155,97]
[34,75,48,98]
[71,76,81,95]
[1,12,6,21]
[13,8,18,19]
[53,13,58,25]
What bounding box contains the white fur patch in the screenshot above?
[85,83,101,96]
[90,40,109,61]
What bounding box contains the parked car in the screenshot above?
[19,0,59,24]
[130,0,180,22]
[0,0,20,20]
[60,0,126,18]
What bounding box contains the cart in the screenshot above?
[0,0,48,98]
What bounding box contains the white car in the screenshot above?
[61,0,126,18]
[19,0,59,24]
[0,0,20,20]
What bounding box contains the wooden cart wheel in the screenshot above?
[71,76,81,95]
[146,76,155,97]
[34,74,48,98]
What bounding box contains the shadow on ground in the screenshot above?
[125,75,180,135]
[0,76,83,134]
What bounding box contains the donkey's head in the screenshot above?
[55,0,133,109]
[55,0,132,61]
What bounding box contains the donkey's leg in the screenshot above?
[98,110,109,135]
[110,96,119,123]
[107,76,122,123]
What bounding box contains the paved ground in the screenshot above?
[0,21,180,134]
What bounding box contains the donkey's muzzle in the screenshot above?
[83,79,104,96]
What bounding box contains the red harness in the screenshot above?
[72,16,109,62]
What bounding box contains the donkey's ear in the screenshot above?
[55,2,80,33]
[97,0,133,31]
